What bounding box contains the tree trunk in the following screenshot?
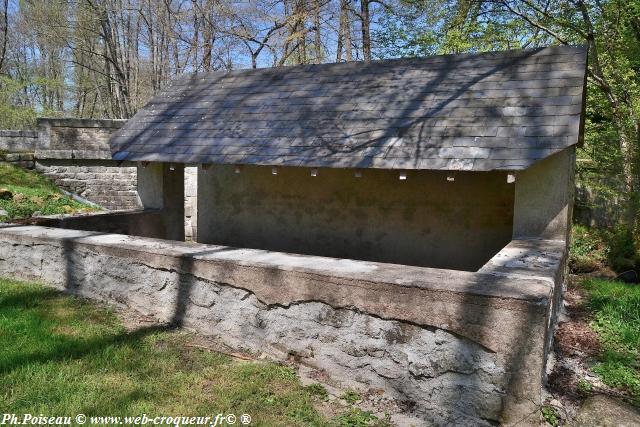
[360,0,371,61]
[340,0,352,61]
[313,0,321,63]
[0,0,8,73]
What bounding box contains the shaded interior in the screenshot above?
[197,166,514,271]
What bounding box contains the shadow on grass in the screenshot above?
[0,322,175,375]
[0,286,60,310]
[0,282,177,374]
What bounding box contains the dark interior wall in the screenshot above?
[29,210,166,238]
[197,165,514,271]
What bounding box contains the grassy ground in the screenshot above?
[582,278,640,403]
[567,224,640,403]
[0,277,389,426]
[0,162,98,220]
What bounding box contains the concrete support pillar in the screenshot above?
[194,164,214,244]
[137,162,185,241]
[512,148,575,241]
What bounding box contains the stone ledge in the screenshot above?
[0,224,554,351]
[0,129,38,138]
[479,238,567,283]
[37,117,127,129]
[34,149,113,160]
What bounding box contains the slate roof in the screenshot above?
[109,45,587,171]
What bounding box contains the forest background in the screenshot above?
[0,0,638,240]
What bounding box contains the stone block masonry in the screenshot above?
[0,224,566,426]
[33,118,140,211]
[35,160,139,210]
[0,118,198,235]
[0,129,38,169]
[0,119,139,211]
[184,167,197,240]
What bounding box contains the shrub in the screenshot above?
[605,225,639,272]
[570,225,640,274]
[570,225,606,273]
[541,405,560,426]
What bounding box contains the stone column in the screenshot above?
[194,164,214,244]
[512,147,575,242]
[184,166,198,241]
[137,162,185,241]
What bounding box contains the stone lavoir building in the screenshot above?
[0,45,587,425]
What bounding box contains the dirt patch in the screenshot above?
[545,274,639,425]
[554,278,599,357]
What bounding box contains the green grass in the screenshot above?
[340,390,362,405]
[582,278,640,403]
[0,162,98,220]
[1,277,390,426]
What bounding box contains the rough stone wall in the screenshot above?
[0,225,566,425]
[0,227,510,426]
[0,119,201,231]
[573,160,625,228]
[35,160,139,210]
[36,118,122,157]
[33,118,140,211]
[0,129,38,169]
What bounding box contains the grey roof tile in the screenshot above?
[110,45,587,171]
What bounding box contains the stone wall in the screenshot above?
[0,129,38,169]
[33,118,140,211]
[573,160,625,228]
[0,119,198,238]
[35,160,138,209]
[0,224,566,425]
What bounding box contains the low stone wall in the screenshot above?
[33,118,140,211]
[0,119,197,236]
[0,129,38,169]
[27,210,168,239]
[35,159,139,210]
[0,129,38,152]
[0,224,566,426]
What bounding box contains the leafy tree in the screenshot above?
[375,0,640,234]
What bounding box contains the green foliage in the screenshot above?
[305,383,330,401]
[0,76,38,129]
[0,163,98,219]
[577,378,593,395]
[570,225,640,273]
[606,226,640,272]
[0,161,58,188]
[374,1,537,59]
[582,278,640,403]
[541,405,560,427]
[570,225,606,273]
[0,277,343,425]
[332,408,381,427]
[341,389,362,404]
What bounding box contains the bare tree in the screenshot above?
[337,0,352,61]
[0,0,8,73]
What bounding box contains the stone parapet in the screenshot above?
[0,224,566,426]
